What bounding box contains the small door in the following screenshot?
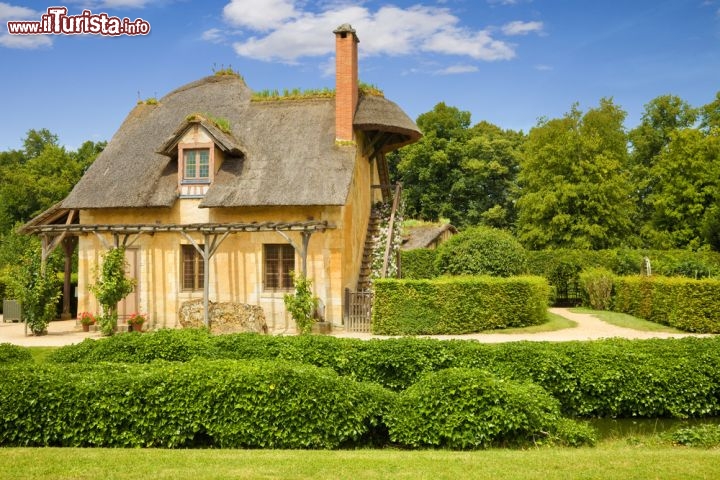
[118,248,139,318]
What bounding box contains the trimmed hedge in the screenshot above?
[371,276,550,335]
[400,248,439,279]
[613,276,720,333]
[527,249,720,278]
[386,368,563,448]
[435,227,527,277]
[49,331,720,419]
[0,343,32,363]
[0,360,392,448]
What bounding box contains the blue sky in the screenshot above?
[0,0,718,150]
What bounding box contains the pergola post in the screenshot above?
[203,235,211,327]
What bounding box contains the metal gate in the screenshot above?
[345,289,373,333]
[2,299,21,322]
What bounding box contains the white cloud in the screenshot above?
[0,2,37,21]
[434,64,479,75]
[223,0,298,31]
[501,20,543,36]
[0,2,53,49]
[534,64,552,71]
[220,2,518,63]
[99,0,153,7]
[0,33,52,48]
[202,28,224,43]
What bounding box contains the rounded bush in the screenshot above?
[435,226,527,277]
[386,368,561,449]
[0,343,32,363]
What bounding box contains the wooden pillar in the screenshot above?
[203,234,211,328]
[61,236,78,320]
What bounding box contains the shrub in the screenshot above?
[283,274,317,335]
[386,368,561,449]
[0,343,32,363]
[435,227,527,277]
[550,418,597,447]
[667,424,720,448]
[579,267,614,310]
[0,360,393,448]
[48,328,220,364]
[371,276,550,335]
[400,249,439,279]
[613,276,720,333]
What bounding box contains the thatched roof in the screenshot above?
[401,224,457,250]
[61,74,420,209]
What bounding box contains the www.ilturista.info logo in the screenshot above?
[6,7,150,36]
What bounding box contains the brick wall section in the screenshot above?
[334,25,359,141]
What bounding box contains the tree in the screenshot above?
[643,128,720,249]
[90,247,136,336]
[628,95,698,236]
[516,99,636,249]
[391,103,522,228]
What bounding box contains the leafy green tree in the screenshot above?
[644,127,720,249]
[516,99,636,249]
[628,95,698,238]
[391,103,522,228]
[90,247,136,336]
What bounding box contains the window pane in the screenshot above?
[264,244,294,290]
[184,150,196,178]
[199,150,209,178]
[182,245,204,290]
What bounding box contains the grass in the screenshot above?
[0,442,718,480]
[484,310,577,334]
[571,308,683,333]
[27,346,57,363]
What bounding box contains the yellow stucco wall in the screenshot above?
[76,140,378,332]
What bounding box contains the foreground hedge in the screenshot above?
[371,276,550,335]
[0,360,391,448]
[50,332,720,419]
[0,343,32,363]
[386,369,565,448]
[613,276,720,333]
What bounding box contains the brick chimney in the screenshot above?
[334,24,359,142]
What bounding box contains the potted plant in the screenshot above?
[127,312,146,332]
[78,312,96,332]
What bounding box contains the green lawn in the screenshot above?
[1,443,718,480]
[571,308,683,333]
[484,310,577,334]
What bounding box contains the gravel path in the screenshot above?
[0,309,711,347]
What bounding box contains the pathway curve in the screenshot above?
[0,309,712,347]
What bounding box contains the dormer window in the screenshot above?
[183,148,210,183]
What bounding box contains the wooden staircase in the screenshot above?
[357,208,381,291]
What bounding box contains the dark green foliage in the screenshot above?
[48,328,219,364]
[579,268,614,310]
[526,249,720,279]
[613,276,720,333]
[400,249,439,279]
[0,343,32,363]
[0,360,393,448]
[435,226,527,277]
[550,418,597,447]
[7,250,61,335]
[371,277,549,335]
[47,330,720,420]
[386,369,561,449]
[667,424,720,448]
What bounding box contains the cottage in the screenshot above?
[23,25,421,331]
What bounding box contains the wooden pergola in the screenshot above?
[22,206,335,326]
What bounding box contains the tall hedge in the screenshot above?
[400,249,439,279]
[435,226,527,277]
[527,249,720,278]
[0,360,392,448]
[371,276,550,335]
[613,275,720,333]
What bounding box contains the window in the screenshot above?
[182,245,204,290]
[264,244,295,290]
[183,149,210,182]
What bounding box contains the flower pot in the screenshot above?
[82,324,90,332]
